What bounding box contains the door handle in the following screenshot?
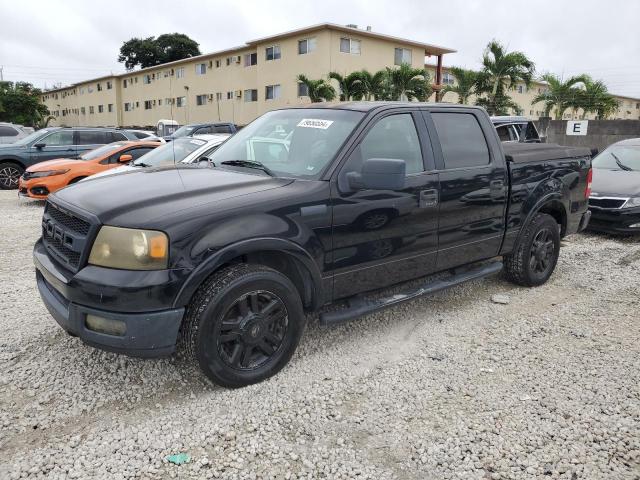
[419,189,439,208]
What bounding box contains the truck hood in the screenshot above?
[51,165,292,226]
[26,158,79,172]
[591,168,640,197]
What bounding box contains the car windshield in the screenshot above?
[171,126,196,138]
[593,145,640,171]
[13,129,52,145]
[208,109,364,179]
[133,137,206,166]
[80,143,126,160]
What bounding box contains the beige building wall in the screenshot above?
[42,24,453,129]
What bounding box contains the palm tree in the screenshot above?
[386,63,431,101]
[350,69,389,100]
[441,67,478,104]
[328,71,362,101]
[296,74,337,102]
[476,40,535,115]
[532,73,587,119]
[578,76,618,119]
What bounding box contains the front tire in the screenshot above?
[504,213,560,287]
[0,162,24,190]
[180,264,306,388]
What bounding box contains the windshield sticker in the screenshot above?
[297,119,334,130]
[190,139,205,145]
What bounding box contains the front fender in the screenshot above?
[172,237,324,310]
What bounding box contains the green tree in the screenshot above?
[532,73,587,119]
[118,33,201,70]
[386,63,432,101]
[476,40,535,115]
[328,71,362,101]
[351,69,391,100]
[578,76,618,119]
[441,67,478,104]
[296,74,336,102]
[0,81,49,127]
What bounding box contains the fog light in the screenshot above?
[629,223,640,229]
[85,314,127,336]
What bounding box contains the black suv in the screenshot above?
[0,127,139,189]
[34,103,591,388]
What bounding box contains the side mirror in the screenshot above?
[118,154,133,163]
[33,143,45,149]
[347,158,406,191]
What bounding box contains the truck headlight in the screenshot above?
[623,197,640,209]
[88,226,168,270]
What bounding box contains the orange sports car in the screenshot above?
[19,141,159,199]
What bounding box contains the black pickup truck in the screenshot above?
[33,103,592,387]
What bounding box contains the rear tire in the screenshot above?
[504,213,560,287]
[180,264,306,388]
[0,162,23,190]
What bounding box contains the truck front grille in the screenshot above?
[42,201,95,272]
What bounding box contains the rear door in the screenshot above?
[424,109,508,270]
[30,130,76,161]
[328,110,440,299]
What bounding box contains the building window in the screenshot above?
[394,48,412,65]
[98,105,104,113]
[124,103,131,111]
[176,67,185,79]
[79,87,85,94]
[265,45,281,61]
[143,74,152,84]
[340,37,361,54]
[244,89,258,102]
[442,72,455,85]
[176,96,186,107]
[81,107,86,115]
[97,83,103,91]
[195,63,206,75]
[89,106,95,114]
[196,94,208,106]
[298,82,309,97]
[216,92,223,101]
[244,53,257,66]
[108,104,113,113]
[144,100,152,110]
[517,85,525,94]
[298,38,317,55]
[215,59,221,68]
[227,91,233,100]
[106,81,112,90]
[265,84,281,100]
[123,79,127,88]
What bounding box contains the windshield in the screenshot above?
[208,109,364,178]
[80,143,126,160]
[171,126,196,138]
[13,129,52,146]
[593,145,640,171]
[133,137,206,166]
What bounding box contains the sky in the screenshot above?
[1,0,639,98]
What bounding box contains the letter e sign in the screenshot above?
[566,120,588,136]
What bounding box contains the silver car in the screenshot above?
[0,123,32,144]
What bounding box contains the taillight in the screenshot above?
[585,168,593,198]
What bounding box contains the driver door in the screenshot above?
[328,111,440,299]
[30,130,76,162]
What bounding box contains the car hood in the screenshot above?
[86,164,134,180]
[591,168,640,197]
[26,158,80,171]
[51,165,292,227]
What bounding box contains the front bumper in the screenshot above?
[587,206,640,234]
[34,239,187,357]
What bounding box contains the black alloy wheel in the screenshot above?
[529,228,555,275]
[0,163,23,189]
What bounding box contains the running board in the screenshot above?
[319,261,503,326]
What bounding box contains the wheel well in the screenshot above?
[0,159,25,170]
[224,250,317,310]
[538,201,567,236]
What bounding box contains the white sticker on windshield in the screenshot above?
[190,140,205,145]
[297,118,334,130]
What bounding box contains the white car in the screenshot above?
[126,129,165,143]
[84,134,230,181]
[0,123,33,144]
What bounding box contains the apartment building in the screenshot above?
[424,64,640,120]
[42,23,455,128]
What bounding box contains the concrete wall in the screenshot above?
[536,119,640,152]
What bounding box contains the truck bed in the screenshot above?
[503,143,592,164]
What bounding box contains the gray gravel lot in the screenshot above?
[0,190,639,479]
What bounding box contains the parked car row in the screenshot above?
[0,122,35,144]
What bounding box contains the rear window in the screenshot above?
[77,130,112,145]
[432,113,490,169]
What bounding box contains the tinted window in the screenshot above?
[132,131,149,139]
[195,126,213,135]
[524,122,539,141]
[110,132,128,142]
[77,131,111,145]
[213,125,232,133]
[432,113,490,168]
[41,130,74,146]
[496,125,516,142]
[127,147,154,160]
[0,126,19,136]
[357,114,424,175]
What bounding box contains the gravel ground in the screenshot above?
[0,190,639,480]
